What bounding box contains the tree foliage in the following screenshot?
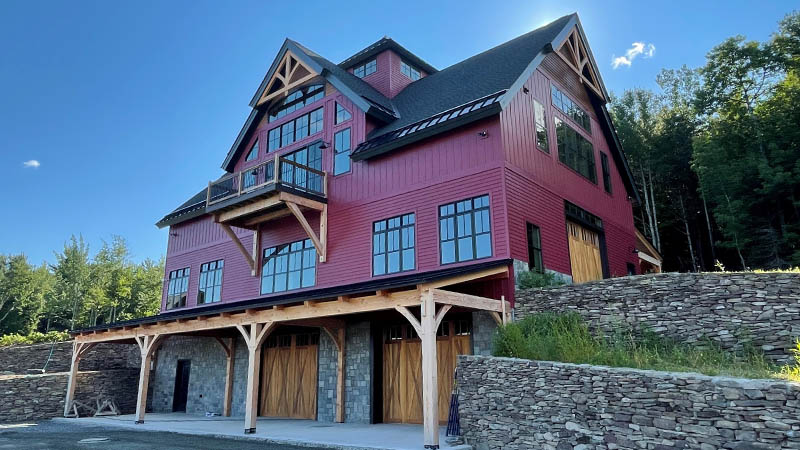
[611,11,800,271]
[0,234,164,336]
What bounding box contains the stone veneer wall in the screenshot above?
[344,321,373,423]
[0,369,139,423]
[515,272,800,362]
[472,311,497,357]
[458,355,800,450]
[0,341,140,375]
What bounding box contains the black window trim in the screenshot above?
[550,83,591,134]
[555,117,597,184]
[260,238,317,295]
[335,102,352,125]
[267,107,324,152]
[400,60,421,81]
[438,194,493,265]
[197,259,224,305]
[601,152,612,194]
[333,128,352,176]
[353,59,377,78]
[268,84,324,123]
[372,212,417,277]
[166,267,190,310]
[526,223,544,274]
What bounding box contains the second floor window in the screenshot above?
[246,140,259,161]
[373,213,415,276]
[268,107,324,152]
[261,239,316,294]
[534,100,548,152]
[269,84,324,122]
[166,268,190,310]
[601,152,612,193]
[439,195,492,264]
[333,128,351,175]
[556,118,596,184]
[198,260,223,304]
[400,61,421,81]
[353,59,377,78]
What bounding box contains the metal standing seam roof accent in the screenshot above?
[352,90,506,156]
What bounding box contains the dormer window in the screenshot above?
[353,59,377,78]
[245,140,259,161]
[400,61,421,81]
[268,84,324,122]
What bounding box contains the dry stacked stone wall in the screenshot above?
[458,355,800,450]
[515,272,800,362]
[0,341,139,375]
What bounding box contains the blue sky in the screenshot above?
[0,0,794,265]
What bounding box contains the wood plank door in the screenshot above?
[567,221,603,283]
[382,319,472,424]
[260,332,318,419]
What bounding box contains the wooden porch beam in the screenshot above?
[219,223,255,271]
[63,341,97,417]
[419,265,508,290]
[242,208,292,227]
[278,192,325,211]
[251,227,261,277]
[237,321,277,433]
[286,201,326,262]
[430,289,510,313]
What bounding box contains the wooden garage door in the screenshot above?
[383,319,472,424]
[567,221,603,283]
[260,332,318,419]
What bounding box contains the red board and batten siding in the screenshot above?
[499,53,638,278]
[161,110,511,312]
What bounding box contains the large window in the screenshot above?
[353,59,377,78]
[601,152,612,193]
[333,128,351,175]
[268,107,324,151]
[534,100,548,152]
[526,223,543,273]
[550,85,591,133]
[261,239,316,294]
[166,268,190,310]
[281,143,323,192]
[400,61,421,81]
[269,84,324,122]
[439,195,492,264]
[373,213,415,276]
[245,139,259,161]
[556,118,596,183]
[197,260,223,304]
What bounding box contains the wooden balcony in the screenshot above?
[206,155,329,271]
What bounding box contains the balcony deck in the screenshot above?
[206,155,327,230]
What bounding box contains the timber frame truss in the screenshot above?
[257,50,318,106]
[65,265,509,449]
[555,27,605,101]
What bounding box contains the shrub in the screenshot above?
[493,312,779,379]
[517,271,566,289]
[779,339,800,382]
[0,331,70,347]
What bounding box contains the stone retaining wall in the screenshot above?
[515,272,800,362]
[457,355,800,450]
[0,369,139,423]
[0,341,140,375]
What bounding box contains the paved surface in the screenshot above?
[0,420,308,449]
[49,414,470,450]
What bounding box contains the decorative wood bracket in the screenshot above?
[286,201,327,263]
[556,27,605,101]
[258,50,319,106]
[219,223,257,274]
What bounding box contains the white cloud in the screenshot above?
[22,160,40,169]
[611,42,656,69]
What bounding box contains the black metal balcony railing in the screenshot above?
[206,156,326,207]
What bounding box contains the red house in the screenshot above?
[67,13,639,448]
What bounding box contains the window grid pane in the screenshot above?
[267,107,324,153]
[166,267,190,309]
[372,213,416,276]
[439,195,492,264]
[333,128,351,175]
[555,118,597,183]
[261,239,316,294]
[197,260,223,304]
[269,84,324,123]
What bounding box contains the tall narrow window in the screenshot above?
[166,268,190,310]
[526,223,543,273]
[534,100,548,152]
[261,239,316,294]
[333,128,351,175]
[373,213,415,276]
[601,152,612,193]
[245,140,259,161]
[281,121,295,147]
[309,108,324,135]
[268,128,280,152]
[197,260,223,304]
[439,195,492,264]
[335,103,352,124]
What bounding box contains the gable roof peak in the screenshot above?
[339,37,438,75]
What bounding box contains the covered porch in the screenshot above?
[65,265,510,449]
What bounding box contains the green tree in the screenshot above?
[48,236,91,330]
[0,255,44,334]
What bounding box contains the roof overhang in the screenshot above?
[340,37,438,75]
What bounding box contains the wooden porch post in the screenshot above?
[63,342,96,417]
[133,335,164,424]
[322,325,346,423]
[420,289,440,449]
[215,337,236,417]
[236,322,276,434]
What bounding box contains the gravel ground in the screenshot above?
[0,420,313,450]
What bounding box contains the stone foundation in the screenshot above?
[0,341,139,375]
[458,355,800,450]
